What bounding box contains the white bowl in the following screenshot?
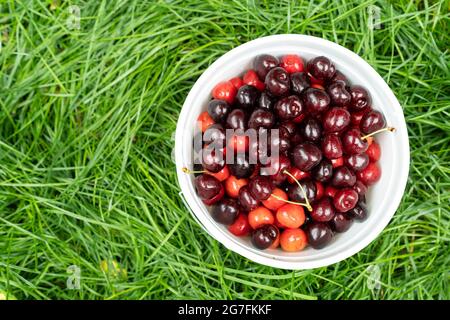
[175,34,409,269]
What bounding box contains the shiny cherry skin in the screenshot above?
[258,92,274,110]
[274,95,304,120]
[249,176,274,200]
[248,206,275,229]
[305,222,334,249]
[324,185,338,198]
[333,188,359,212]
[262,188,288,211]
[253,54,279,79]
[265,67,290,96]
[211,198,240,225]
[287,179,317,203]
[229,155,254,179]
[212,80,237,105]
[248,108,275,129]
[238,185,260,211]
[280,54,304,73]
[243,69,265,91]
[327,82,351,107]
[291,142,322,171]
[197,111,215,133]
[357,162,381,186]
[203,124,226,147]
[331,157,344,168]
[342,128,368,154]
[276,204,305,229]
[350,108,370,128]
[310,197,335,222]
[313,159,333,182]
[206,165,230,182]
[303,88,330,114]
[315,181,325,200]
[251,224,279,250]
[322,134,343,159]
[226,109,247,130]
[279,121,297,137]
[227,133,249,153]
[194,174,223,202]
[224,175,248,198]
[286,167,310,183]
[330,70,349,86]
[236,85,260,109]
[229,77,243,90]
[353,180,368,197]
[265,155,291,185]
[347,201,368,221]
[228,213,252,236]
[323,107,351,133]
[202,146,225,173]
[301,118,322,142]
[207,99,230,123]
[330,212,353,232]
[360,110,386,134]
[331,166,356,187]
[307,56,336,80]
[350,85,372,111]
[366,140,381,162]
[280,228,308,252]
[268,129,291,155]
[290,72,310,95]
[345,153,369,172]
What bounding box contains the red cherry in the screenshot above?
[325,185,338,198]
[351,108,370,127]
[366,140,381,162]
[276,204,305,229]
[197,111,215,133]
[202,186,225,205]
[227,134,249,153]
[229,77,244,90]
[315,181,324,200]
[248,207,274,229]
[280,228,307,252]
[286,167,310,183]
[262,188,288,211]
[357,162,381,186]
[333,188,358,212]
[206,165,230,182]
[243,69,265,91]
[224,175,248,198]
[331,157,344,168]
[293,113,306,124]
[212,81,237,104]
[228,213,252,236]
[280,54,304,73]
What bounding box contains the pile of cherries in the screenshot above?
[187,53,393,252]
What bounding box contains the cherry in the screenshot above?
[211,198,240,225]
[229,155,254,179]
[292,142,322,171]
[226,109,247,130]
[229,77,244,90]
[224,175,248,198]
[194,174,224,205]
[243,69,265,91]
[269,129,291,154]
[251,224,279,250]
[331,166,356,187]
[206,165,230,182]
[333,188,358,212]
[353,180,368,197]
[280,228,308,252]
[345,153,369,172]
[276,204,305,229]
[274,95,304,120]
[323,107,351,133]
[236,85,260,109]
[280,54,304,73]
[309,74,324,86]
[305,222,334,249]
[300,118,322,142]
[293,113,306,124]
[266,155,291,185]
[279,121,297,137]
[324,185,338,198]
[330,212,353,232]
[248,108,275,129]
[258,92,274,110]
[228,213,251,236]
[303,88,330,114]
[360,110,386,134]
[203,124,226,148]
[310,197,335,222]
[253,54,279,79]
[207,100,230,123]
[265,67,290,96]
[342,128,368,154]
[249,176,274,200]
[290,72,310,95]
[331,157,344,168]
[350,108,370,127]
[347,201,368,221]
[290,132,304,145]
[237,185,259,212]
[287,179,316,204]
[322,134,343,159]
[315,181,325,200]
[227,133,249,153]
[357,162,381,186]
[313,159,333,182]
[327,82,351,107]
[350,85,372,111]
[330,70,349,86]
[307,56,336,80]
[197,111,215,133]
[286,167,310,183]
[248,206,275,229]
[201,145,225,173]
[366,140,381,162]
[212,80,237,105]
[262,188,288,211]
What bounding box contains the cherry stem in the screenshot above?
[361,127,396,140]
[272,194,311,209]
[281,170,312,212]
[182,167,206,174]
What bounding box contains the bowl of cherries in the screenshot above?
[175,35,409,269]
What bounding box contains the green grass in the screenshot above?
[0,0,449,300]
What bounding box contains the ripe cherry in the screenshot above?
[322,134,343,159]
[307,56,336,80]
[345,153,369,172]
[342,128,368,154]
[287,179,316,204]
[331,166,356,187]
[350,85,372,111]
[290,72,310,95]
[330,70,349,86]
[327,82,351,107]
[331,157,344,168]
[265,67,290,96]
[201,145,225,173]
[203,124,226,147]
[243,69,265,91]
[305,222,334,249]
[224,175,248,198]
[315,181,325,200]
[323,107,351,133]
[313,159,333,183]
[238,185,260,212]
[280,228,308,252]
[236,85,260,109]
[311,197,335,222]
[347,201,368,221]
[212,80,237,105]
[228,213,251,236]
[248,206,275,229]
[266,155,291,185]
[258,92,274,110]
[253,54,279,79]
[276,204,306,229]
[248,108,275,129]
[351,108,370,127]
[274,95,304,120]
[280,54,304,73]
[360,110,386,134]
[251,224,279,250]
[357,162,381,186]
[229,77,244,90]
[206,165,230,182]
[227,133,249,153]
[303,88,330,114]
[262,188,288,211]
[286,167,310,183]
[291,142,322,171]
[366,140,381,162]
[325,185,338,198]
[226,109,247,130]
[197,111,215,133]
[330,212,353,232]
[211,198,240,225]
[194,174,224,205]
[301,118,322,142]
[333,188,358,212]
[249,176,274,200]
[207,100,230,123]
[353,180,368,197]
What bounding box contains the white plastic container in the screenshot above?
[175,35,409,269]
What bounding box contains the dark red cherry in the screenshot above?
[347,201,368,221]
[238,185,260,212]
[327,82,351,107]
[350,108,370,127]
[291,142,322,171]
[307,56,336,80]
[202,146,225,173]
[203,124,226,147]
[331,166,356,187]
[303,88,330,114]
[194,174,223,202]
[333,188,358,212]
[300,118,322,143]
[236,85,260,109]
[330,212,353,232]
[323,107,351,133]
[330,70,349,86]
[342,128,368,154]
[353,180,368,197]
[211,198,240,225]
[345,153,369,172]
[360,110,386,134]
[251,224,279,250]
[287,179,316,203]
[290,72,310,95]
[305,222,334,249]
[229,155,255,179]
[207,99,230,123]
[248,108,275,129]
[322,134,343,159]
[258,92,274,110]
[357,162,381,186]
[249,176,274,200]
[274,95,304,120]
[266,155,291,185]
[265,67,290,96]
[350,85,372,111]
[279,121,297,137]
[253,54,279,80]
[310,197,335,222]
[290,132,304,146]
[268,129,291,154]
[313,159,333,183]
[226,109,247,130]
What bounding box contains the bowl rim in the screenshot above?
[175,34,410,269]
